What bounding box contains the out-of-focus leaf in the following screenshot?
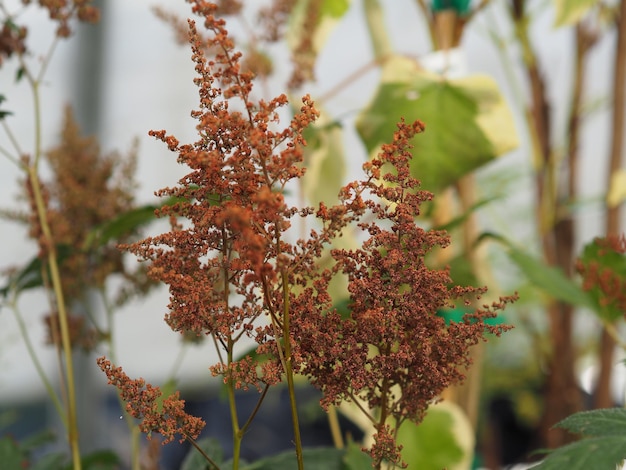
[80,450,122,470]
[83,195,188,249]
[241,447,345,470]
[607,169,626,208]
[301,110,346,206]
[287,0,353,60]
[0,244,74,298]
[181,437,224,470]
[553,0,600,26]
[479,232,594,309]
[154,378,178,413]
[0,436,27,469]
[0,94,12,119]
[532,408,626,469]
[506,247,594,309]
[446,255,479,287]
[433,195,500,232]
[396,402,473,470]
[356,56,518,192]
[342,441,373,469]
[31,453,66,470]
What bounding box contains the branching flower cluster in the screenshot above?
[98,1,514,466]
[97,357,205,444]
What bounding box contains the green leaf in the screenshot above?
[154,378,178,413]
[532,409,626,469]
[342,441,373,469]
[0,94,12,119]
[241,447,345,470]
[480,233,595,309]
[0,436,27,469]
[356,57,518,192]
[0,244,74,298]
[557,408,626,436]
[321,0,350,17]
[84,195,185,249]
[301,109,346,206]
[15,66,25,83]
[553,0,600,27]
[287,0,353,59]
[506,247,594,309]
[181,437,224,470]
[396,402,473,470]
[80,450,122,470]
[32,453,67,470]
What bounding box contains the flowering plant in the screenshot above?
[95,2,514,468]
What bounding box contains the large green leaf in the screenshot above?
[356,56,518,192]
[553,0,601,27]
[532,408,626,470]
[396,402,473,470]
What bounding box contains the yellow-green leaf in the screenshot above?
[607,169,626,208]
[356,56,518,192]
[553,0,600,26]
[301,109,346,206]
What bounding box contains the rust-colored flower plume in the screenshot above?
[98,1,514,466]
[97,357,204,443]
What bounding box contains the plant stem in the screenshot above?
[327,405,344,449]
[226,338,242,470]
[9,296,66,426]
[28,164,81,469]
[363,0,392,60]
[26,72,81,468]
[280,271,304,470]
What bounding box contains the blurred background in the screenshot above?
[0,0,624,468]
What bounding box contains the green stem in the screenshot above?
[280,272,304,470]
[9,296,66,426]
[363,0,393,60]
[26,62,81,469]
[28,163,81,469]
[226,338,242,470]
[327,405,344,449]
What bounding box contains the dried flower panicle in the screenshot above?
[0,21,27,65]
[23,107,140,302]
[293,120,514,465]
[20,0,99,38]
[1,1,98,65]
[43,311,99,352]
[103,2,514,466]
[97,357,205,443]
[13,107,147,351]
